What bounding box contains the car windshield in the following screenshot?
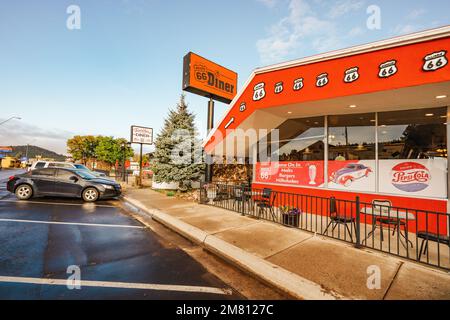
[74,164,89,170]
[74,170,97,180]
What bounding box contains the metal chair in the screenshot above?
[324,197,356,242]
[372,199,413,248]
[213,184,229,202]
[417,231,450,261]
[233,184,248,212]
[255,188,277,221]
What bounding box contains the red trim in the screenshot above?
[205,37,450,152]
[253,182,448,235]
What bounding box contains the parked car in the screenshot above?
[28,160,73,171]
[7,168,121,202]
[29,161,107,178]
[330,163,372,187]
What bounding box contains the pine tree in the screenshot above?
[152,95,204,191]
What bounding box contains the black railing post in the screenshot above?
[355,196,361,249]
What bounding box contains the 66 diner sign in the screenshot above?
[131,126,153,145]
[379,159,447,199]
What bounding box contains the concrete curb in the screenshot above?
[123,196,345,300]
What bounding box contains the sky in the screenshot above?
[0,0,449,155]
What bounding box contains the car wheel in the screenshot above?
[15,184,33,200]
[82,187,99,202]
[343,177,353,187]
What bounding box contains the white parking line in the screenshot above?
[0,199,116,208]
[0,276,232,295]
[0,218,145,229]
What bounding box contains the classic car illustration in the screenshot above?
[330,163,372,187]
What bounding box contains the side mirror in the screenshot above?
[69,176,79,182]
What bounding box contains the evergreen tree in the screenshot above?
[152,95,204,190]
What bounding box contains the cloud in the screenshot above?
[347,26,365,37]
[406,8,426,20]
[327,0,365,19]
[391,24,421,36]
[256,0,334,64]
[391,8,435,36]
[256,0,366,64]
[0,119,73,155]
[256,0,279,8]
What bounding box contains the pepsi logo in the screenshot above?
[391,162,431,192]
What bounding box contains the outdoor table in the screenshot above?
[361,207,415,249]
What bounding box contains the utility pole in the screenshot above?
[121,142,126,183]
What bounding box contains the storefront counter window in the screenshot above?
[328,113,376,191]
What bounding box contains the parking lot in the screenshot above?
[0,174,240,299]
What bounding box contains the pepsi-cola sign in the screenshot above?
[391,162,431,193]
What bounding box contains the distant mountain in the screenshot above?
[10,145,66,161]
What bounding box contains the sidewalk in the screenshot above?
[123,188,450,300]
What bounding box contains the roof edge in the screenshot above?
[254,25,450,74]
[202,25,450,148]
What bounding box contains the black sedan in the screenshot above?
[7,168,121,202]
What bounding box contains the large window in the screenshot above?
[275,117,325,162]
[254,107,447,199]
[378,107,447,198]
[328,113,376,191]
[328,113,376,161]
[255,117,326,187]
[378,107,447,159]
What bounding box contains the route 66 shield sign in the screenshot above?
[239,102,246,112]
[316,73,329,87]
[274,82,283,94]
[344,67,359,83]
[293,78,304,91]
[378,60,398,78]
[423,51,448,72]
[253,82,266,101]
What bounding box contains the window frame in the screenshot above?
[253,106,448,200]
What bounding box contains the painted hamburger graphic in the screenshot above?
[391,162,431,192]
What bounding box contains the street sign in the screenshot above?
[182,52,238,104]
[130,125,153,187]
[130,126,153,145]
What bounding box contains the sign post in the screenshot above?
[130,126,153,187]
[182,52,237,182]
[205,97,215,182]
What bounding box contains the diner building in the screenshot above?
[203,26,450,220]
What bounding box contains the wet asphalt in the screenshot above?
[0,174,241,300]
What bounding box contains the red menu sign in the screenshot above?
[255,161,325,187]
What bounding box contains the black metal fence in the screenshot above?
[199,182,450,271]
